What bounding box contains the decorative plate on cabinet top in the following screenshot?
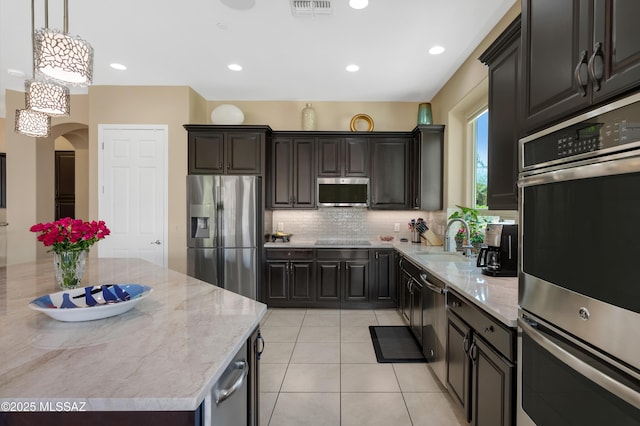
[28,284,152,322]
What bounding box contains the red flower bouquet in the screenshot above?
[30,217,110,253]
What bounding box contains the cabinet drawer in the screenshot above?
[447,291,515,362]
[266,249,314,260]
[316,249,369,260]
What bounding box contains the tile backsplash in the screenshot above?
[270,209,447,242]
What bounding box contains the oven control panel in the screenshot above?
[522,95,640,169]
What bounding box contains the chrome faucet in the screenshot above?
[444,218,472,257]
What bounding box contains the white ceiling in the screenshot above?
[0,0,516,118]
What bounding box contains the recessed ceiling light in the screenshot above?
[7,68,26,77]
[346,64,360,72]
[110,63,127,70]
[228,63,243,71]
[429,46,445,55]
[349,0,368,9]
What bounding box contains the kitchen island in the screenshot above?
[0,258,266,421]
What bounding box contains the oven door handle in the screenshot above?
[519,318,640,410]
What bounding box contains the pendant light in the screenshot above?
[25,79,70,116]
[34,0,93,86]
[15,109,51,138]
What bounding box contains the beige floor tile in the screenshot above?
[290,342,341,364]
[259,363,288,393]
[341,393,412,426]
[340,313,379,327]
[298,326,340,342]
[270,393,340,426]
[340,326,373,342]
[374,312,406,326]
[263,312,306,327]
[259,392,277,426]
[403,392,468,426]
[341,342,377,364]
[393,363,445,392]
[303,313,341,326]
[281,363,340,392]
[260,342,295,364]
[341,363,401,392]
[260,325,300,343]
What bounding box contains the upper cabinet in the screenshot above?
[479,17,521,211]
[411,125,444,211]
[370,137,410,210]
[521,0,640,136]
[317,137,369,177]
[185,125,270,175]
[268,137,316,209]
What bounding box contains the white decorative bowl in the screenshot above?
[29,284,152,322]
[211,104,245,125]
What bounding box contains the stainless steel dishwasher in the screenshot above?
[420,270,447,386]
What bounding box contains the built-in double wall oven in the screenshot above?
[517,92,640,425]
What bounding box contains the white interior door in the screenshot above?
[98,125,168,267]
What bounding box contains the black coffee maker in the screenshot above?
[476,224,518,277]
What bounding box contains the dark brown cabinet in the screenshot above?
[397,256,424,344]
[185,125,268,175]
[370,138,410,209]
[264,249,315,307]
[479,17,521,211]
[316,249,370,308]
[317,137,369,177]
[268,137,315,208]
[521,0,640,135]
[411,125,444,211]
[446,290,516,426]
[371,249,395,307]
[55,151,75,220]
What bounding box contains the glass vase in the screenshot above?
[53,250,88,290]
[417,102,433,125]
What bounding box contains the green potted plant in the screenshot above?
[448,205,487,251]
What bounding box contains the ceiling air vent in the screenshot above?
[290,0,333,17]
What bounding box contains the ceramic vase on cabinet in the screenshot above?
[53,250,88,289]
[417,102,433,125]
[301,103,317,130]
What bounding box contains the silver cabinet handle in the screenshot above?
[519,318,640,410]
[0,222,8,227]
[419,273,445,295]
[150,240,161,245]
[256,331,265,360]
[214,360,249,405]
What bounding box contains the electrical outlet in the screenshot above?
[393,223,400,232]
[277,222,284,231]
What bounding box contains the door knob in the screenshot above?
[150,240,162,245]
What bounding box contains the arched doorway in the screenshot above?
[51,124,89,221]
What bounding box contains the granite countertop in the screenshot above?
[0,258,266,411]
[265,238,518,327]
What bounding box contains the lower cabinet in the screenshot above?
[397,256,423,343]
[264,248,393,308]
[446,290,516,426]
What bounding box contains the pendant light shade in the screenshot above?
[15,109,51,138]
[34,28,94,85]
[25,79,70,116]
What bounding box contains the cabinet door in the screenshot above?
[188,133,225,174]
[226,132,262,175]
[370,138,410,209]
[269,138,293,208]
[292,139,316,208]
[265,261,288,302]
[413,126,444,210]
[591,0,640,102]
[372,250,395,302]
[400,270,412,324]
[344,138,369,176]
[520,0,591,135]
[485,23,520,210]
[290,261,315,302]
[316,261,341,303]
[446,312,472,422]
[317,138,341,176]
[470,336,515,426]
[343,260,369,302]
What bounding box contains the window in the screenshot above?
[471,109,488,209]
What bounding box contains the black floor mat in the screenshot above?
[369,325,427,363]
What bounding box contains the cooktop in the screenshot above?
[314,239,371,246]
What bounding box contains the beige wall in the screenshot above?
[205,101,420,132]
[431,1,521,211]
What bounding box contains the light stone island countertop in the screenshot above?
[0,258,267,412]
[265,239,518,327]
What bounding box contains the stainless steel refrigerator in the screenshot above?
[187,175,261,300]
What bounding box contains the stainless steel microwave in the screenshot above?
[317,177,369,207]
